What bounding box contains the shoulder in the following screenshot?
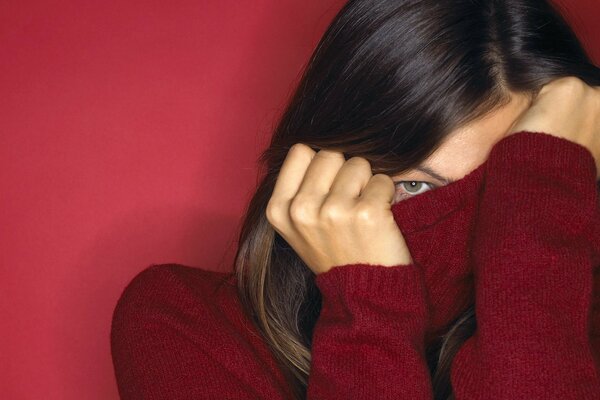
[110,264,294,398]
[111,263,240,337]
[114,263,235,307]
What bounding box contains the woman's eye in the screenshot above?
[393,181,435,203]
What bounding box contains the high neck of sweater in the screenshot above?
[391,158,487,344]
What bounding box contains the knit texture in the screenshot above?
[110,131,600,399]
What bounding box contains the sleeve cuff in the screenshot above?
[488,130,597,182]
[315,263,429,316]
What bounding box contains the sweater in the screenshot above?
[110,131,600,399]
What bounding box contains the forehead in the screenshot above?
[423,93,532,180]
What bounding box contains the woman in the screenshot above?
[111,0,600,398]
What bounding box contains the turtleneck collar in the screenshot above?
[391,158,488,344]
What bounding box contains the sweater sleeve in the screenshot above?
[450,131,600,399]
[593,266,600,367]
[307,263,433,399]
[110,263,433,400]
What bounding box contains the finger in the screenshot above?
[359,174,396,206]
[295,148,346,197]
[328,157,373,199]
[271,143,316,202]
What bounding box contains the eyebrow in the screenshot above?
[414,165,455,185]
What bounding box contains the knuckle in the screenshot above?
[265,198,283,225]
[555,76,586,93]
[289,196,314,223]
[561,76,584,86]
[372,173,394,187]
[315,148,345,162]
[320,199,345,222]
[371,174,396,193]
[346,156,371,169]
[354,201,380,224]
[289,143,315,158]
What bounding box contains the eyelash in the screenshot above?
[393,181,436,202]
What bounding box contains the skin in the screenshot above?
[390,90,533,202]
[266,77,600,275]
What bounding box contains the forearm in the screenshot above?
[451,131,600,399]
[309,263,434,399]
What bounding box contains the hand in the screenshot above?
[507,76,600,177]
[266,143,413,275]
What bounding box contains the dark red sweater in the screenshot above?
[111,131,600,399]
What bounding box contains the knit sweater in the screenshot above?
[110,131,600,399]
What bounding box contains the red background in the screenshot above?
[0,1,597,398]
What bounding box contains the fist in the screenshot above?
[507,76,600,177]
[266,143,413,275]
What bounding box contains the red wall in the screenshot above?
[0,1,597,398]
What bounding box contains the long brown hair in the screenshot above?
[232,0,600,398]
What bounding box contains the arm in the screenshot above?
[111,263,434,400]
[308,263,434,399]
[450,131,600,399]
[592,264,600,367]
[589,198,600,373]
[110,265,293,400]
[589,206,600,372]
